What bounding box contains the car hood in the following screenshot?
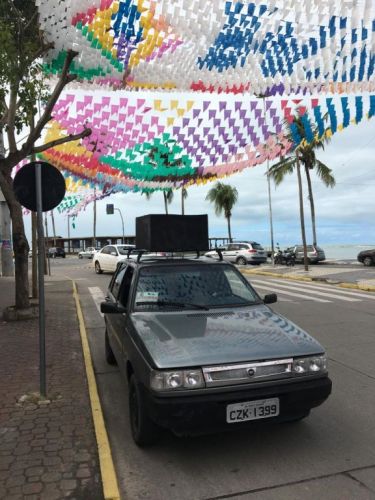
[131,305,324,369]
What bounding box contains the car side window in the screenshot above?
[118,267,135,307]
[101,246,109,254]
[228,244,237,251]
[111,266,126,300]
[239,244,248,250]
[108,246,117,255]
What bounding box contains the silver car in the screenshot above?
[205,241,267,265]
[289,245,326,264]
[78,247,97,259]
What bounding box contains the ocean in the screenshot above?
[322,244,375,261]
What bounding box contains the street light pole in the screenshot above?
[262,96,275,265]
[67,215,71,254]
[115,208,125,244]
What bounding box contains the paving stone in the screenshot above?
[6,475,26,488]
[22,482,43,495]
[41,471,62,483]
[0,280,103,500]
[60,478,77,491]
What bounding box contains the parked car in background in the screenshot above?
[78,247,96,259]
[357,248,375,266]
[93,244,136,273]
[48,247,66,258]
[205,242,267,265]
[101,256,331,446]
[288,244,326,264]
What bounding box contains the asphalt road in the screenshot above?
[49,258,375,500]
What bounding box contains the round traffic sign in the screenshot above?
[13,161,66,212]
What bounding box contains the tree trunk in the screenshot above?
[304,166,317,247]
[0,168,30,308]
[296,158,308,271]
[163,192,168,215]
[226,215,232,242]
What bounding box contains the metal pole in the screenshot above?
[35,162,46,397]
[115,208,125,244]
[67,215,71,254]
[50,210,56,246]
[44,214,51,276]
[266,159,275,265]
[262,96,275,266]
[93,187,97,249]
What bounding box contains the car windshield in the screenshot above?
[251,243,264,250]
[134,263,261,310]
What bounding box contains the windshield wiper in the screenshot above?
[136,300,209,310]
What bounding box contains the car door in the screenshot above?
[224,243,239,262]
[107,245,119,272]
[105,265,128,363]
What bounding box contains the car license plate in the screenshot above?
[226,398,279,423]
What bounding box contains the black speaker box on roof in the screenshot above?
[136,214,209,252]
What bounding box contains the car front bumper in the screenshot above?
[141,376,332,435]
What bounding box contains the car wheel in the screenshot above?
[363,256,373,266]
[128,375,159,447]
[79,254,83,259]
[105,329,117,365]
[94,261,103,274]
[236,256,247,266]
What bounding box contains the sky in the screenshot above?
[23,114,375,250]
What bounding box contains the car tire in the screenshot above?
[129,375,159,447]
[236,256,247,266]
[94,261,103,274]
[79,254,83,259]
[105,329,117,365]
[363,256,373,266]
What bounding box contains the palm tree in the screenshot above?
[163,189,174,214]
[142,189,174,215]
[181,187,188,215]
[269,116,335,248]
[206,182,238,242]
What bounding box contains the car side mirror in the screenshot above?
[263,293,277,304]
[100,301,124,314]
[111,251,117,256]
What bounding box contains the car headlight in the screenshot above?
[292,354,327,375]
[150,369,205,391]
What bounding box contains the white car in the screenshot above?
[78,247,97,259]
[93,244,136,273]
[205,242,267,265]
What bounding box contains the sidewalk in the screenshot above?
[0,277,104,500]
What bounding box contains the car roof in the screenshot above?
[121,256,231,269]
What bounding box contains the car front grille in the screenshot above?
[202,359,293,387]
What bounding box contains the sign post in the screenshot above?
[35,163,47,396]
[14,161,66,398]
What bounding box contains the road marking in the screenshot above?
[269,279,375,300]
[89,287,105,317]
[251,282,331,303]
[251,279,361,302]
[73,282,120,500]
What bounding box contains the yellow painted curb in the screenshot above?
[339,283,375,292]
[241,269,313,282]
[72,281,121,500]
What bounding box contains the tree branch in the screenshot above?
[31,127,92,155]
[7,84,19,153]
[23,49,78,154]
